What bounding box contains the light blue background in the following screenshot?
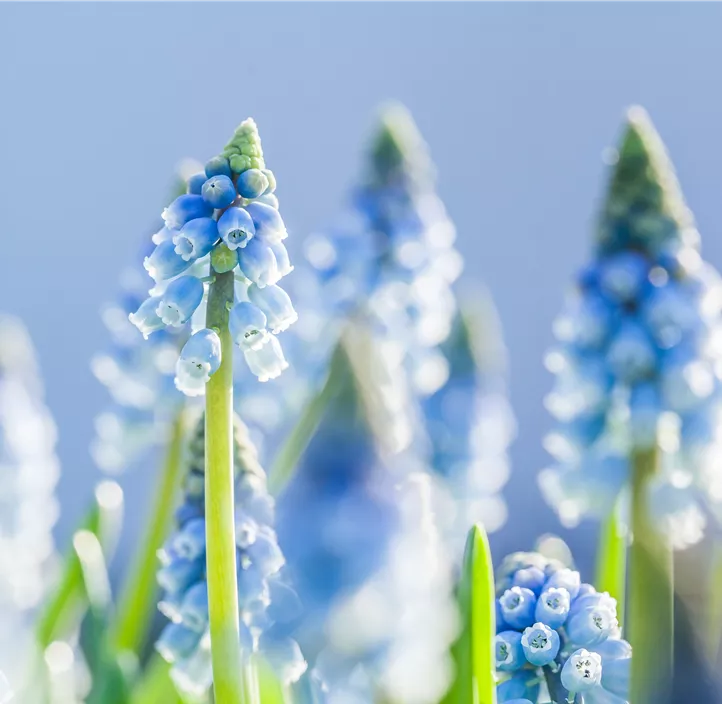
[2,2,722,576]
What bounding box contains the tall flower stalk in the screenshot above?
[130,118,295,703]
[540,107,722,702]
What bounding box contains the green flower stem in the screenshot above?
[36,481,124,649]
[594,501,627,626]
[628,446,674,704]
[205,267,245,704]
[113,407,188,655]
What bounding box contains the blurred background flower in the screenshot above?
[0,316,60,696]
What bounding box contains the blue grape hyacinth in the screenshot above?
[423,297,515,548]
[277,329,457,704]
[540,107,722,548]
[288,103,462,417]
[156,413,306,697]
[91,165,203,473]
[129,119,295,396]
[494,550,631,704]
[0,316,59,696]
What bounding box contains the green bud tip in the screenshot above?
[211,243,238,274]
[369,102,434,187]
[223,117,266,174]
[601,105,693,232]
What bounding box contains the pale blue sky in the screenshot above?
[2,2,722,574]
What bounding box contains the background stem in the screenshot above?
[113,408,187,655]
[594,501,627,626]
[628,446,674,704]
[205,267,244,704]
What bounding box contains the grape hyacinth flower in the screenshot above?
[539,108,721,702]
[128,118,295,394]
[290,104,461,403]
[130,118,293,702]
[494,550,631,704]
[277,329,457,704]
[156,414,305,698]
[422,297,515,550]
[0,316,60,697]
[540,107,722,543]
[91,164,202,475]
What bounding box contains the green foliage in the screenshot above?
[441,524,496,704]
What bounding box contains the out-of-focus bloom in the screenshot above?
[494,549,630,703]
[540,107,722,547]
[129,118,295,394]
[156,414,305,697]
[91,260,191,473]
[423,296,515,547]
[0,316,59,694]
[277,331,457,704]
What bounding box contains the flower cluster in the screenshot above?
[91,170,200,472]
[129,119,296,396]
[156,414,305,697]
[293,103,461,404]
[423,300,515,547]
[540,108,722,547]
[0,316,59,693]
[494,550,631,704]
[277,330,456,704]
[91,263,190,472]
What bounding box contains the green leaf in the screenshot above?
[128,655,185,704]
[74,530,132,704]
[595,504,627,626]
[441,524,496,704]
[112,408,188,656]
[268,342,346,495]
[269,323,412,495]
[256,657,287,704]
[36,480,124,649]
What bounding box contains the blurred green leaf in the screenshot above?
[441,523,496,704]
[268,342,346,496]
[36,480,124,649]
[256,657,287,704]
[74,530,132,704]
[129,655,184,704]
[113,408,188,656]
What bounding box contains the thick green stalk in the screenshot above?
[595,502,627,626]
[706,545,722,663]
[205,267,244,704]
[113,408,187,655]
[628,446,674,704]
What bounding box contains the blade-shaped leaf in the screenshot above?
[36,480,124,649]
[441,523,496,704]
